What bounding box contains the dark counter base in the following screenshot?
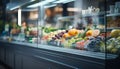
[0,61,12,69]
[0,41,106,69]
[106,58,120,69]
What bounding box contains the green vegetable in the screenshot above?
[81,27,91,38]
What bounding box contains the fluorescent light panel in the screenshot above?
[63,0,75,3]
[10,6,20,10]
[31,0,35,1]
[54,0,75,4]
[28,0,56,8]
[18,8,22,26]
[9,0,35,10]
[44,4,57,8]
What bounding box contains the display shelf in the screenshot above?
[106,13,120,17]
[57,16,74,20]
[82,12,105,17]
[107,27,120,29]
[57,12,105,20]
[100,27,120,32]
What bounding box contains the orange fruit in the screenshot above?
[68,29,79,36]
[63,33,71,38]
[86,30,93,36]
[86,29,100,37]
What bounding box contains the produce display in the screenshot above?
[41,26,120,54]
[3,23,119,54]
[106,29,120,54]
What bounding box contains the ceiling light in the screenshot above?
[18,8,22,26]
[44,4,57,8]
[54,0,75,4]
[10,6,20,10]
[28,0,56,8]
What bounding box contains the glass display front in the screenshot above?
[1,8,39,44]
[1,0,120,57]
[39,0,120,56]
[106,0,120,55]
[40,0,106,53]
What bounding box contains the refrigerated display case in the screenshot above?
[1,0,120,59]
[2,8,40,44]
[38,0,107,54]
[0,0,120,69]
[33,0,120,56]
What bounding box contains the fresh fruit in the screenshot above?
[86,36,103,52]
[100,41,105,52]
[63,40,72,48]
[58,32,65,37]
[55,35,60,39]
[76,40,85,50]
[92,29,100,37]
[111,48,118,54]
[68,29,79,36]
[106,37,120,54]
[86,29,100,37]
[81,28,90,38]
[115,45,120,49]
[86,30,93,36]
[63,33,71,38]
[52,37,57,40]
[42,35,49,40]
[79,30,84,34]
[68,38,76,43]
[107,45,114,52]
[117,36,120,40]
[75,38,83,42]
[110,29,120,38]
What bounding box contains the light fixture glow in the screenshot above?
[63,0,75,3]
[10,6,20,10]
[67,8,80,12]
[44,4,57,8]
[9,0,35,10]
[18,8,22,26]
[54,0,75,4]
[28,0,56,8]
[31,0,35,1]
[53,0,66,3]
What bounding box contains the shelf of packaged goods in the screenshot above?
[106,13,120,17]
[105,28,120,32]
